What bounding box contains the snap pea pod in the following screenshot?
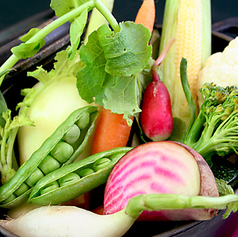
[29,147,132,205]
[0,106,98,209]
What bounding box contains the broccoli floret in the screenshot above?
[183,82,238,163]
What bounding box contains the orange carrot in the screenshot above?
[91,109,133,154]
[135,0,156,34]
[90,1,156,154]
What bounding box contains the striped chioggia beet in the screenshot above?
[104,141,219,221]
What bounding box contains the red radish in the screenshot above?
[104,141,219,221]
[140,38,175,141]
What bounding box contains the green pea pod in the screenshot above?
[0,106,98,209]
[29,147,132,205]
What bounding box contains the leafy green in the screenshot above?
[103,74,141,125]
[11,42,43,59]
[77,22,152,123]
[216,178,234,196]
[1,0,95,70]
[98,22,152,76]
[50,0,92,17]
[11,28,45,59]
[0,110,34,184]
[20,28,43,43]
[17,48,84,114]
[68,8,88,59]
[1,0,153,124]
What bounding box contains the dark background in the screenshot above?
[0,0,237,32]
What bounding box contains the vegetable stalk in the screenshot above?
[126,193,238,219]
[84,0,115,42]
[0,0,120,85]
[0,110,34,185]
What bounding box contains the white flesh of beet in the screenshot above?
[104,141,219,221]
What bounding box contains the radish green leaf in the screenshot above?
[50,0,92,17]
[68,8,89,59]
[77,22,151,122]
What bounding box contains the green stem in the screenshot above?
[180,58,197,133]
[126,193,238,219]
[84,0,115,43]
[183,111,205,147]
[0,0,95,84]
[0,118,10,167]
[191,138,215,158]
[26,1,94,44]
[0,55,19,85]
[94,0,120,33]
[6,127,18,167]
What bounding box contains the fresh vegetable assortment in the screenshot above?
[104,141,219,221]
[0,106,98,209]
[0,0,238,236]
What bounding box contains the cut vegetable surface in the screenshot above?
[104,141,219,221]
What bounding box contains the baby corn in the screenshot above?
[159,0,211,127]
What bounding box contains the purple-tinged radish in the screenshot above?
[140,38,175,141]
[104,141,219,221]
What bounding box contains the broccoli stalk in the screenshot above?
[181,58,238,162]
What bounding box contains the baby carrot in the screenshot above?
[135,0,156,34]
[91,109,132,154]
[91,1,156,154]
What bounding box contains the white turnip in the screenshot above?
[1,193,238,237]
[104,141,219,221]
[17,76,91,165]
[0,205,135,237]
